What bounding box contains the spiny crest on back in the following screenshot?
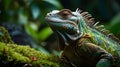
[95,25,120,43]
[76,8,120,43]
[76,8,96,26]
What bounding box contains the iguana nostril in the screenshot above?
[49,13,52,16]
[46,13,52,16]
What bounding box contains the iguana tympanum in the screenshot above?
[45,9,120,67]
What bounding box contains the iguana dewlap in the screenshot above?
[45,9,120,67]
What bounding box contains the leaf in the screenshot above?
[38,27,53,41]
[25,23,53,41]
[25,23,37,39]
[108,13,120,33]
[31,4,40,20]
[18,8,28,25]
[110,13,120,26]
[43,0,62,9]
[29,22,38,31]
[4,0,12,10]
[106,13,120,38]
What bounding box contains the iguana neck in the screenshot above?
[54,30,81,50]
[55,16,89,50]
[78,16,89,34]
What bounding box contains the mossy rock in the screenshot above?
[0,26,66,67]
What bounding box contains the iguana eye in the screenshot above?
[58,9,72,19]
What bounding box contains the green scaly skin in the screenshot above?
[46,9,120,67]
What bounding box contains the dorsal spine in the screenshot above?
[79,10,120,43]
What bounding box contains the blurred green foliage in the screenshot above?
[108,13,120,37]
[0,0,62,41]
[0,0,63,54]
[0,0,120,54]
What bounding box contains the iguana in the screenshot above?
[45,9,120,67]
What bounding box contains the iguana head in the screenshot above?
[46,9,82,34]
[45,9,83,50]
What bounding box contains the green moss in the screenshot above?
[0,42,65,67]
[0,43,31,63]
[32,60,60,67]
[0,26,13,44]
